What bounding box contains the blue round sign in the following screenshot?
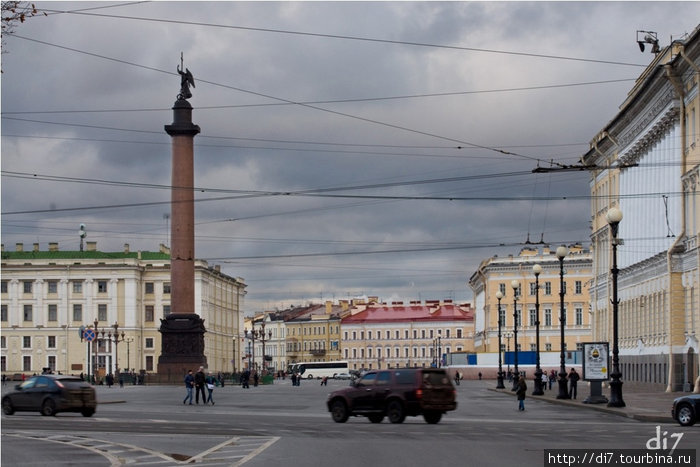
[83,328,96,342]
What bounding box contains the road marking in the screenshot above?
[4,431,280,465]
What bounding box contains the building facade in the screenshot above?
[581,27,700,391]
[285,302,343,368]
[468,246,593,357]
[1,242,246,379]
[341,300,474,371]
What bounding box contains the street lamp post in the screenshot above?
[124,337,134,374]
[496,291,505,389]
[606,207,626,407]
[245,328,257,371]
[511,280,520,390]
[556,245,571,399]
[504,332,513,376]
[532,264,544,395]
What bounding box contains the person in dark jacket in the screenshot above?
[568,368,580,399]
[194,366,206,404]
[183,370,194,405]
[516,378,527,411]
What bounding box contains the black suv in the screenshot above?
[326,368,456,424]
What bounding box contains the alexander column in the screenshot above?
[158,58,207,379]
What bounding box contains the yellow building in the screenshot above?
[581,27,700,391]
[284,302,343,367]
[468,246,593,360]
[1,242,246,379]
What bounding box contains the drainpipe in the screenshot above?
[664,63,688,392]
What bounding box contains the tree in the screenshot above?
[2,2,45,58]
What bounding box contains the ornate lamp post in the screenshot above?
[532,263,544,395]
[245,328,257,371]
[511,280,520,389]
[258,321,272,374]
[504,331,513,376]
[496,291,505,389]
[556,245,571,399]
[98,322,125,376]
[124,337,134,374]
[606,207,626,407]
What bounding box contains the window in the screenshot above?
[23,304,32,321]
[98,280,108,293]
[1,281,7,293]
[530,282,538,296]
[386,331,390,339]
[545,343,552,351]
[47,336,56,348]
[499,308,506,326]
[1,305,7,322]
[98,304,107,322]
[23,356,31,371]
[515,308,522,327]
[1,336,6,348]
[530,344,536,351]
[575,307,583,326]
[23,281,32,293]
[163,282,171,294]
[48,356,56,372]
[561,281,567,294]
[72,281,82,293]
[367,331,372,339]
[421,330,426,339]
[529,308,537,326]
[545,308,552,327]
[575,281,582,294]
[47,281,58,294]
[457,329,462,338]
[145,282,154,294]
[146,356,154,372]
[73,304,82,322]
[544,282,552,295]
[22,336,31,348]
[163,305,170,316]
[47,304,57,321]
[352,331,357,340]
[145,337,154,348]
[499,283,506,295]
[1,356,5,372]
[145,305,154,322]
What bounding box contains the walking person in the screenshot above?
[194,366,206,404]
[541,371,547,391]
[205,371,216,405]
[568,368,580,399]
[516,377,527,411]
[291,372,297,387]
[183,370,194,405]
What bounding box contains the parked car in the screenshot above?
[334,373,353,380]
[2,374,97,417]
[672,393,700,426]
[326,368,456,424]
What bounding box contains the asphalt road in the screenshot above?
[2,379,698,467]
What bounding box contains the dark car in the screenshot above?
[2,374,96,417]
[326,368,456,424]
[672,394,700,426]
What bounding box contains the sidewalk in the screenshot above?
[489,379,693,423]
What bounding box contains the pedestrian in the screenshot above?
[194,366,206,404]
[106,373,114,388]
[320,376,328,386]
[218,371,224,388]
[478,371,482,380]
[548,370,556,390]
[568,368,580,399]
[241,369,250,388]
[205,371,216,405]
[253,371,259,387]
[541,371,547,391]
[291,372,297,387]
[516,377,527,411]
[455,371,461,386]
[183,370,194,405]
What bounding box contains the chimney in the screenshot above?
[15,243,24,252]
[325,301,332,314]
[214,265,221,272]
[49,242,59,252]
[124,243,130,253]
[86,242,97,252]
[33,243,40,252]
[340,300,349,311]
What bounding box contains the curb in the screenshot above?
[488,388,672,424]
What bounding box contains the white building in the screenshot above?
[1,242,246,379]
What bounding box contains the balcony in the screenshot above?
[310,349,326,356]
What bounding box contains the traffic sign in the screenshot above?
[83,328,96,342]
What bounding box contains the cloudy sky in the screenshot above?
[2,2,699,313]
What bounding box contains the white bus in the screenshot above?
[293,361,349,379]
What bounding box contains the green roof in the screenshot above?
[1,250,171,261]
